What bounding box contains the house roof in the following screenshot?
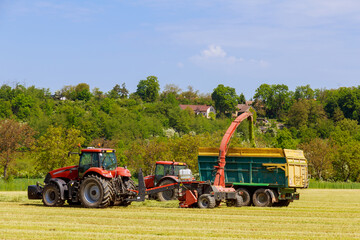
[179,105,212,112]
[237,104,252,113]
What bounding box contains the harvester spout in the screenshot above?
[213,112,254,187]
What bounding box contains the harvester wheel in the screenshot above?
[156,179,178,201]
[226,194,243,207]
[42,183,64,207]
[253,188,273,207]
[79,175,111,208]
[197,194,216,209]
[237,188,251,206]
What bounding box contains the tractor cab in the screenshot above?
[78,148,117,178]
[154,161,187,185]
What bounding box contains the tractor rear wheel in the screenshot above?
[42,183,64,207]
[79,175,111,208]
[252,188,273,207]
[237,188,251,206]
[156,179,178,201]
[197,194,216,209]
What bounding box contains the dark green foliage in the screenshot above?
[1,81,360,182]
[211,84,238,116]
[136,76,160,102]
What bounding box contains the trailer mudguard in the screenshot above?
[49,178,68,200]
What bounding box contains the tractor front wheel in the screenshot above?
[42,183,64,207]
[79,175,111,208]
[197,194,216,209]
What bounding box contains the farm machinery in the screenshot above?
[28,112,255,209]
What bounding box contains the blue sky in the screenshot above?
[1,0,360,99]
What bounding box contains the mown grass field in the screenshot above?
[0,189,359,240]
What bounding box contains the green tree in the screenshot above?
[253,84,293,119]
[274,128,298,149]
[108,83,128,99]
[0,119,35,178]
[211,84,238,116]
[136,76,160,102]
[74,83,92,101]
[294,85,314,100]
[36,126,85,172]
[238,93,246,104]
[300,138,333,180]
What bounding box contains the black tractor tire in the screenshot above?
[273,200,291,207]
[226,194,243,207]
[197,194,216,209]
[42,183,64,207]
[252,188,273,207]
[79,175,111,208]
[156,179,178,201]
[237,188,251,206]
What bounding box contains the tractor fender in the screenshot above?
[157,176,179,186]
[83,167,113,179]
[49,178,68,201]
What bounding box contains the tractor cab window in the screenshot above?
[79,153,99,177]
[155,164,165,183]
[174,165,187,175]
[163,164,173,176]
[100,152,117,170]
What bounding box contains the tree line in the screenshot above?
[0,77,360,182]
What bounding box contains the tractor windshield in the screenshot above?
[174,165,187,175]
[100,152,117,170]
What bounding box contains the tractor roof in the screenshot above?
[156,161,187,166]
[81,148,115,153]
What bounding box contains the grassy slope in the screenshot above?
[0,189,359,240]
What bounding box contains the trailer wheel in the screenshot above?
[197,194,216,209]
[226,194,243,207]
[42,183,64,207]
[156,179,178,201]
[79,175,111,208]
[237,188,251,206]
[253,188,273,207]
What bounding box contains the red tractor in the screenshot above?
[144,161,188,201]
[28,148,137,208]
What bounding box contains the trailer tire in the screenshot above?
[253,188,273,207]
[42,183,64,207]
[156,179,178,201]
[198,194,216,209]
[79,175,111,208]
[237,188,251,206]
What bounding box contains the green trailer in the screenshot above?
[198,147,309,207]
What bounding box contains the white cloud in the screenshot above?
[190,45,267,68]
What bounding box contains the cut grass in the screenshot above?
[0,189,359,239]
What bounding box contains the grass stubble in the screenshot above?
[0,189,359,240]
